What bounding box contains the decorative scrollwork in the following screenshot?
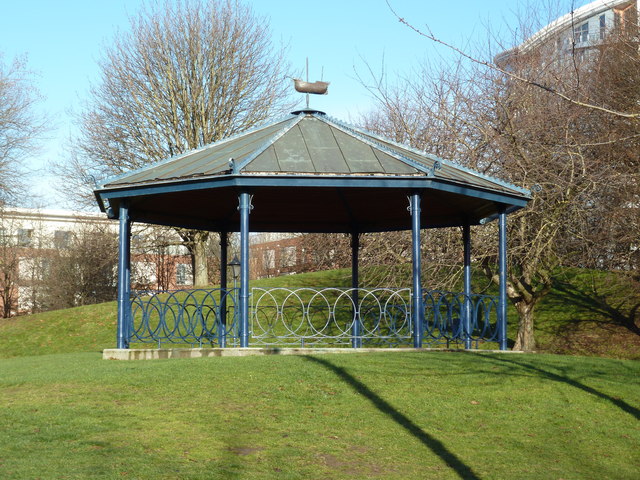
[422,290,499,347]
[127,287,500,349]
[250,287,412,347]
[130,288,238,347]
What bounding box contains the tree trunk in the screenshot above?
[191,236,209,287]
[178,229,210,287]
[513,301,537,351]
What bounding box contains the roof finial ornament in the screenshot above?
[293,58,329,109]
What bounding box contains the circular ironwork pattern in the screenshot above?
[127,287,501,348]
[422,290,499,347]
[130,288,238,347]
[250,287,412,346]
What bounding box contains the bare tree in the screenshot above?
[0,210,21,317]
[61,0,293,286]
[0,209,51,316]
[44,225,118,310]
[0,54,46,204]
[360,2,640,351]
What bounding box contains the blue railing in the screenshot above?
[128,287,500,348]
[423,290,499,348]
[130,288,239,348]
[251,287,412,347]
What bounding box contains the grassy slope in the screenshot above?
[0,270,640,359]
[528,268,640,359]
[0,268,638,478]
[1,266,638,359]
[1,351,639,479]
[0,269,351,358]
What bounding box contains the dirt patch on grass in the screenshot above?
[227,446,265,456]
[316,446,395,477]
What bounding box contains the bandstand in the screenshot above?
[94,109,531,352]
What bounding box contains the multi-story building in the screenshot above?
[249,233,303,279]
[496,0,638,65]
[0,207,192,316]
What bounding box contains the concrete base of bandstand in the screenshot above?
[103,347,525,360]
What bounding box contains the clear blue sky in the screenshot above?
[0,0,588,208]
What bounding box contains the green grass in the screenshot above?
[1,351,639,479]
[0,269,352,358]
[0,301,117,358]
[0,267,638,478]
[530,268,640,359]
[1,266,638,359]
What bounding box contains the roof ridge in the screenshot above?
[319,114,435,176]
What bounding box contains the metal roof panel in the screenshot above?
[273,124,316,172]
[298,117,350,173]
[98,111,530,203]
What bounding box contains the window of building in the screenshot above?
[599,14,606,39]
[176,263,193,285]
[574,22,589,44]
[54,230,71,249]
[17,228,33,247]
[280,245,297,268]
[18,257,49,282]
[263,249,276,270]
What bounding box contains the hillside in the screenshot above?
[0,267,638,359]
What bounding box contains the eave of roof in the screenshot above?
[94,110,531,232]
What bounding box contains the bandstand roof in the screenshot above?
[94,110,531,233]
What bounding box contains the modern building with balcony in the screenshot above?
[495,0,638,66]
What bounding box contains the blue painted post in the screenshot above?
[351,232,361,348]
[463,223,472,349]
[219,231,228,348]
[239,193,251,348]
[116,202,131,349]
[498,210,508,351]
[410,194,423,348]
[125,219,132,341]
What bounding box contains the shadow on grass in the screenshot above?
[552,279,640,336]
[479,354,640,420]
[303,355,481,480]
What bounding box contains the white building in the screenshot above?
[0,207,192,316]
[496,0,638,65]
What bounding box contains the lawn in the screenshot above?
[2,266,638,359]
[0,351,638,479]
[1,268,639,478]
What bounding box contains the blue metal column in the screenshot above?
[219,231,228,348]
[125,219,131,341]
[116,202,131,349]
[410,194,423,348]
[463,223,472,349]
[498,210,508,351]
[351,232,361,348]
[239,193,251,348]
